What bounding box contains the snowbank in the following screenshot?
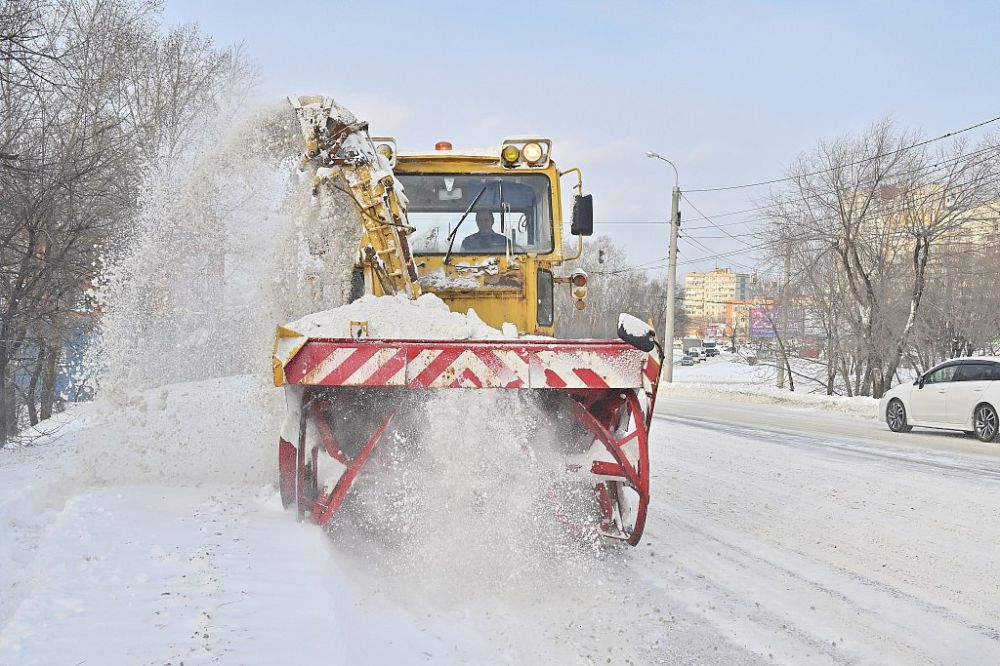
[662,381,879,418]
[284,292,517,340]
[665,357,879,418]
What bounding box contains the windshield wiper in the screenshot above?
[498,180,513,259]
[444,183,489,265]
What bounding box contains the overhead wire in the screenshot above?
[591,142,999,234]
[672,145,1000,229]
[683,113,1000,193]
[590,124,1000,277]
[598,142,1000,231]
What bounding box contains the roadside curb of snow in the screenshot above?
[660,381,880,419]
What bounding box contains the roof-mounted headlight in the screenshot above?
[500,138,552,168]
[371,136,397,167]
[522,142,543,165]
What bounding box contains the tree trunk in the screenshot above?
[826,335,836,396]
[885,237,930,387]
[0,376,17,445]
[26,345,45,426]
[39,341,59,421]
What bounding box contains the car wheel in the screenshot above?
[886,399,912,433]
[973,403,999,443]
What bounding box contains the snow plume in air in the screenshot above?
[337,389,619,600]
[81,99,362,485]
[92,100,358,395]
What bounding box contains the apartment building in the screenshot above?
[683,268,751,323]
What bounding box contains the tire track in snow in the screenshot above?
[654,413,1000,482]
[644,507,1000,665]
[644,410,1000,664]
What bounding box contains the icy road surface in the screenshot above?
[2,378,999,664]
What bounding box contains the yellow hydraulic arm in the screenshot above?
[288,95,421,300]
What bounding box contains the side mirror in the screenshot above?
[617,313,655,353]
[571,194,594,236]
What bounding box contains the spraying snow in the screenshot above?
[334,390,612,597]
[89,99,362,403]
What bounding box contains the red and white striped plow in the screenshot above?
[275,337,663,545]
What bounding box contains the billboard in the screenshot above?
[749,307,775,338]
[705,323,727,340]
[750,307,802,338]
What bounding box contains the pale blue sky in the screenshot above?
[162,0,1000,275]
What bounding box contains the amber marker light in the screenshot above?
[501,144,520,165]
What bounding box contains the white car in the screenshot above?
[880,358,1000,442]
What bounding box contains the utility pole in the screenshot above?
[646,151,680,382]
[776,246,791,389]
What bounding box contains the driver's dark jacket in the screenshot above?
[461,232,507,252]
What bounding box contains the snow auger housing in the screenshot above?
[273,96,663,545]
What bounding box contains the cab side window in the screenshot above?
[924,365,957,384]
[956,363,994,382]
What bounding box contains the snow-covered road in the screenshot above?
[2,379,999,664]
[651,400,1000,664]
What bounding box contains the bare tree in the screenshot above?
[554,235,670,340]
[0,0,255,446]
[762,120,1000,397]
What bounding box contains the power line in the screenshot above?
[682,142,1000,229]
[588,146,1000,276]
[676,150,1000,243]
[677,243,769,266]
[681,193,756,247]
[684,113,1000,193]
[594,141,1000,229]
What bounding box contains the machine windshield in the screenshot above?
[398,173,554,255]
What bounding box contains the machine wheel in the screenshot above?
[974,403,999,443]
[886,399,912,433]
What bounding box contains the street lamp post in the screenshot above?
[645,151,680,382]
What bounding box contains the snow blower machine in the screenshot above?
[272,96,664,545]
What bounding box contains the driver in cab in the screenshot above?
[461,210,508,252]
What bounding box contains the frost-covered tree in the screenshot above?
[0,0,254,445]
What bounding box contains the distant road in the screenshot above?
[657,394,1000,462]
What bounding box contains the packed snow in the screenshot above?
[417,270,482,291]
[666,354,880,418]
[284,293,515,340]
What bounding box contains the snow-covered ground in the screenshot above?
[2,370,1000,664]
[666,354,880,418]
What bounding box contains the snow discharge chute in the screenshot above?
[273,95,664,545]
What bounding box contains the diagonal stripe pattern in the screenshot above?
[284,340,645,389]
